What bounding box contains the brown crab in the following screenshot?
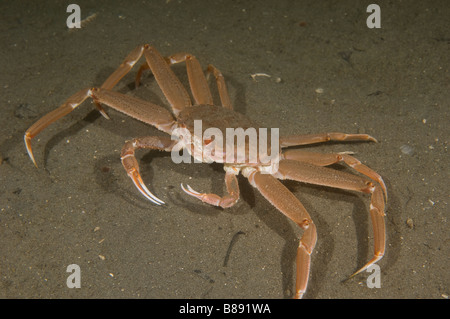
[24,44,387,298]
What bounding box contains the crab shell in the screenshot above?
[174,104,281,174]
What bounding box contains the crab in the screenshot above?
[24,44,387,298]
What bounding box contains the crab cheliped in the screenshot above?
[24,45,387,298]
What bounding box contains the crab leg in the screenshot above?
[165,53,214,106]
[100,45,146,90]
[282,150,387,200]
[181,170,240,208]
[134,62,150,88]
[24,88,176,167]
[280,132,377,148]
[142,46,192,116]
[24,88,91,167]
[245,169,317,299]
[273,159,386,278]
[121,136,176,205]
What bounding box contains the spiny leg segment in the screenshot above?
[181,169,240,208]
[273,159,386,279]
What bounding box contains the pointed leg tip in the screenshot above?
[348,264,369,279]
[377,178,388,202]
[349,269,363,279]
[135,73,144,88]
[294,291,304,299]
[181,183,200,196]
[98,107,110,120]
[129,170,165,205]
[349,258,382,279]
[101,111,111,120]
[138,188,164,205]
[24,134,38,168]
[28,150,38,168]
[93,100,110,120]
[181,183,206,202]
[180,183,192,195]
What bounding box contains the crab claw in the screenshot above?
[180,183,202,199]
[128,169,165,205]
[180,173,240,208]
